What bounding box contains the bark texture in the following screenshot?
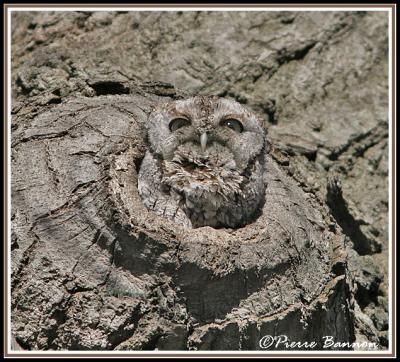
[11,11,388,350]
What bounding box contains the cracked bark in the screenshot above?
[11,10,388,350]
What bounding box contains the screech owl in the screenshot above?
[137,96,267,229]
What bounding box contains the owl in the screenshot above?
[137,96,267,229]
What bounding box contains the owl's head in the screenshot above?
[147,96,266,170]
[144,96,267,228]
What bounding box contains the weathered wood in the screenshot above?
[11,10,388,350]
[10,90,353,350]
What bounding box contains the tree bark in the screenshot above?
[11,10,388,350]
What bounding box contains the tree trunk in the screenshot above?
[11,10,388,351]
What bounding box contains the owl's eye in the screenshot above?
[169,117,191,132]
[220,118,244,133]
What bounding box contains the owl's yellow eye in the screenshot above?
[220,118,244,133]
[169,117,191,132]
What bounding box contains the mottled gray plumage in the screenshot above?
[138,96,266,228]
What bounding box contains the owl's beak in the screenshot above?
[200,132,208,151]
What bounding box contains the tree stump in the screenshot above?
[11,86,354,350]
